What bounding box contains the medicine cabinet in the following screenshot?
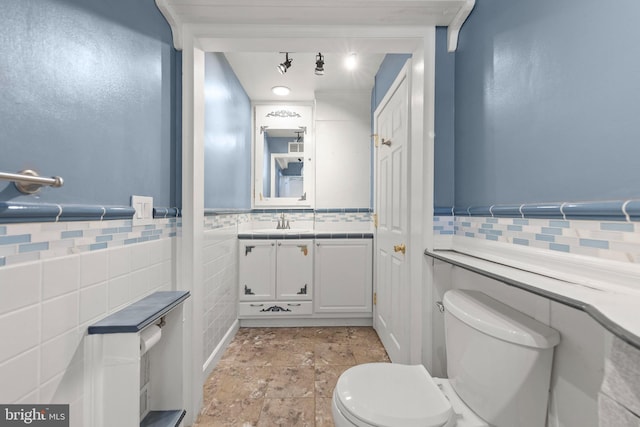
[253,103,314,208]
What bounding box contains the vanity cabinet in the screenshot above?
[313,239,373,314]
[238,239,313,317]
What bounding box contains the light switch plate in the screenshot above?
[131,195,153,226]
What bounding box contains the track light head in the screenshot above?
[277,52,293,74]
[314,52,325,76]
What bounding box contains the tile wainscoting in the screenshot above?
[435,200,640,264]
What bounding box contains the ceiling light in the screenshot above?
[277,52,293,74]
[345,53,357,71]
[271,86,290,96]
[314,52,325,76]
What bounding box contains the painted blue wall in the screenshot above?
[434,28,456,208]
[203,53,251,209]
[454,0,640,207]
[0,0,179,207]
[372,54,413,112]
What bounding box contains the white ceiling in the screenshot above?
[155,1,476,100]
[224,51,386,101]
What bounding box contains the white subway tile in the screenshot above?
[0,349,39,403]
[108,275,132,311]
[108,245,131,278]
[131,241,151,271]
[130,268,150,299]
[40,329,82,383]
[43,255,80,300]
[0,306,39,364]
[79,283,107,324]
[0,262,41,315]
[39,372,63,403]
[147,240,164,265]
[41,293,78,342]
[15,389,39,404]
[80,251,108,288]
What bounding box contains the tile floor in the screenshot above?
[194,327,390,427]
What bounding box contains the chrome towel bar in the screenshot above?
[0,169,64,194]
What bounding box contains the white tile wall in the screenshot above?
[0,233,175,427]
[202,225,238,364]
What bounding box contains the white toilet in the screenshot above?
[332,289,561,427]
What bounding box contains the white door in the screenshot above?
[374,66,410,363]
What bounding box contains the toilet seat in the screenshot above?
[333,363,452,427]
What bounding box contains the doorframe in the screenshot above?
[179,25,435,424]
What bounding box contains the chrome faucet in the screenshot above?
[276,212,290,229]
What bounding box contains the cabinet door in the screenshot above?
[276,239,313,300]
[239,240,276,301]
[314,239,372,313]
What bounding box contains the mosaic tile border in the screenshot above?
[454,216,640,263]
[0,217,179,267]
[450,200,640,222]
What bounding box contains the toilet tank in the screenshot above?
[443,290,560,427]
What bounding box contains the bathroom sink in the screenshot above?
[246,228,314,235]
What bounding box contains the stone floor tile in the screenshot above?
[257,397,315,427]
[314,365,351,398]
[315,398,335,427]
[265,366,315,398]
[314,343,357,366]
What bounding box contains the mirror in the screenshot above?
[254,104,314,208]
[262,129,305,199]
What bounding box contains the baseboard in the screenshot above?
[202,319,240,379]
[238,317,373,328]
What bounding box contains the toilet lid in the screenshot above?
[334,363,452,427]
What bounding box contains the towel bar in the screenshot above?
[0,169,64,194]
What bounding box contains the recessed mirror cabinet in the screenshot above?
[253,103,314,208]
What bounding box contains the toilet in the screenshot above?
[332,289,561,427]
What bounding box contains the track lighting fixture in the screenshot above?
[314,52,325,76]
[277,52,293,74]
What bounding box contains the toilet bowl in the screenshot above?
[331,363,487,427]
[332,290,561,427]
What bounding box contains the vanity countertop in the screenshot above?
[237,230,374,239]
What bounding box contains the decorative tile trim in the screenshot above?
[204,214,238,230]
[153,207,181,218]
[0,217,179,268]
[449,199,640,222]
[314,211,372,223]
[434,207,454,216]
[251,208,314,214]
[0,201,182,224]
[204,208,251,216]
[454,216,640,263]
[314,208,372,213]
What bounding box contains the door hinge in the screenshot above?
[373,213,378,228]
[372,134,379,148]
[373,292,377,306]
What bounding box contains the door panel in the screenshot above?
[238,240,276,300]
[374,70,410,363]
[276,239,313,300]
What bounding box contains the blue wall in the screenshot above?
[372,54,412,112]
[0,0,179,207]
[454,0,640,207]
[434,28,456,208]
[203,53,251,209]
